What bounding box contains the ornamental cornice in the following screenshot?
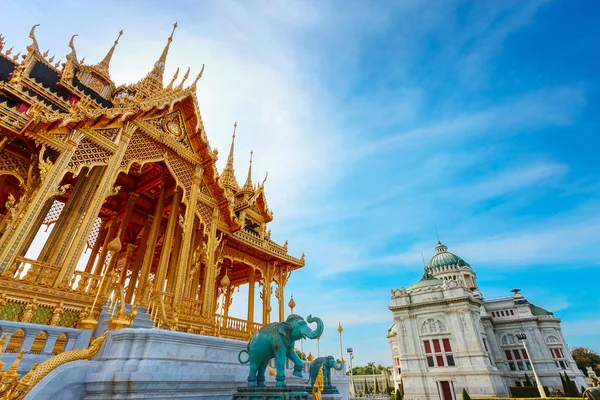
[79,127,118,153]
[22,129,68,152]
[389,295,480,311]
[491,316,560,325]
[134,119,200,165]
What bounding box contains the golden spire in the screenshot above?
[220,122,240,192]
[175,66,190,91]
[146,22,177,89]
[94,29,123,79]
[189,64,204,91]
[26,24,40,54]
[166,67,179,90]
[241,150,254,194]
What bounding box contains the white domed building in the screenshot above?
[387,241,586,400]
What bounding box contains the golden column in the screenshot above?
[119,243,136,284]
[37,167,91,262]
[165,223,182,294]
[173,167,201,305]
[200,208,221,317]
[118,192,139,241]
[92,213,119,276]
[47,166,106,267]
[55,125,135,287]
[17,196,55,257]
[137,173,168,303]
[154,187,183,292]
[0,135,80,273]
[183,218,199,299]
[125,215,153,303]
[247,266,255,324]
[83,217,108,273]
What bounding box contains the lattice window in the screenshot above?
[85,217,102,252]
[0,151,29,183]
[196,201,213,232]
[43,199,65,230]
[67,137,112,171]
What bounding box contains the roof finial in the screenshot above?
[242,150,254,193]
[140,22,177,92]
[421,252,426,268]
[220,122,240,192]
[189,64,204,91]
[26,24,40,54]
[175,67,190,91]
[166,67,179,90]
[95,29,123,77]
[435,225,440,244]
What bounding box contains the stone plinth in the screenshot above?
[233,386,309,400]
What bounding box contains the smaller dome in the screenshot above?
[426,241,469,270]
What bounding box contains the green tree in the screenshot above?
[385,376,392,396]
[394,389,402,400]
[571,347,600,375]
[364,378,370,394]
[462,388,471,400]
[524,373,533,386]
[563,372,579,396]
[374,376,380,394]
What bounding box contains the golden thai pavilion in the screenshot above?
[0,23,304,345]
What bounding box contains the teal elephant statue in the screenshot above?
[308,355,345,387]
[238,314,324,387]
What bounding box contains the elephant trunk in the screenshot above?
[332,360,345,371]
[303,315,324,339]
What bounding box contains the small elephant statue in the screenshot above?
[239,314,323,387]
[308,355,345,388]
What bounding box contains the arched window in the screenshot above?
[52,333,68,354]
[30,331,47,354]
[501,334,517,346]
[421,318,446,335]
[546,335,560,344]
[5,329,25,353]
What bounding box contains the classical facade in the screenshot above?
[388,241,586,400]
[0,21,304,374]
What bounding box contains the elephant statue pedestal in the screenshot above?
[233,386,310,400]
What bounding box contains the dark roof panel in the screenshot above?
[29,61,70,101]
[0,56,16,82]
[73,75,113,108]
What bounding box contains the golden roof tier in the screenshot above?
[0,24,304,341]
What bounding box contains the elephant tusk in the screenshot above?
[267,365,277,376]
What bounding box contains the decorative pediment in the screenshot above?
[144,110,193,152]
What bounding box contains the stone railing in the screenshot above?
[0,319,92,373]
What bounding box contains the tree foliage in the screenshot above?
[294,349,307,360]
[462,388,471,400]
[571,347,600,375]
[351,364,389,375]
[524,373,533,386]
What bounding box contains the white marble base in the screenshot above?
[25,328,350,400]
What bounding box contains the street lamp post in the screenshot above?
[516,332,546,398]
[372,361,376,395]
[347,348,354,395]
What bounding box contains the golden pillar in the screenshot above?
[92,213,118,276]
[119,243,136,284]
[46,167,106,267]
[154,187,182,292]
[247,266,255,324]
[173,167,201,305]
[0,136,80,274]
[17,196,55,257]
[183,217,199,299]
[118,192,139,241]
[223,284,233,319]
[200,208,221,317]
[125,214,153,303]
[165,224,182,294]
[37,167,90,262]
[137,173,168,302]
[55,125,135,287]
[84,217,108,273]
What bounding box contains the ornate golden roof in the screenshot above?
[220,122,241,193]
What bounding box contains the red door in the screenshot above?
[440,381,453,400]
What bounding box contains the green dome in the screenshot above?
[426,242,470,270]
[530,304,554,316]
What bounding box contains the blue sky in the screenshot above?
[2,0,599,366]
